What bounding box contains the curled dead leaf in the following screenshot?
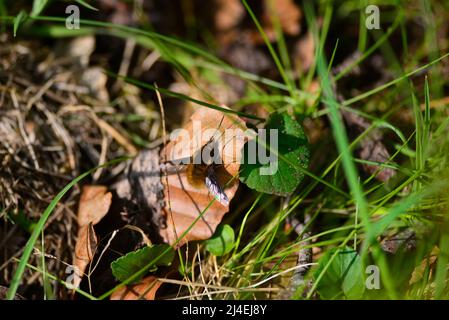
[410,247,439,285]
[110,276,162,300]
[159,106,248,245]
[74,222,97,286]
[73,185,112,288]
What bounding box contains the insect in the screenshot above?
[161,116,235,207]
[184,139,230,206]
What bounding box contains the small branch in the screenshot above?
[279,214,313,299]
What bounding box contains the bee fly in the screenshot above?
[162,117,233,207]
[184,139,230,207]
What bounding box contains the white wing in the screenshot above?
[205,166,230,206]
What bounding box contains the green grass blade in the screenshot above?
[342,51,449,106]
[19,260,97,300]
[304,3,369,239]
[423,77,431,152]
[31,0,49,17]
[13,10,27,37]
[75,0,99,11]
[241,0,296,96]
[107,72,264,121]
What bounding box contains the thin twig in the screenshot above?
[155,83,178,242]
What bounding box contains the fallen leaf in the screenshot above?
[215,0,245,31]
[264,0,302,36]
[74,222,97,286]
[410,247,439,285]
[249,0,302,44]
[77,185,112,227]
[110,276,162,300]
[73,185,112,288]
[160,106,247,245]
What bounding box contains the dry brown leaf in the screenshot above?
[265,0,302,36]
[74,222,98,285]
[410,247,439,285]
[110,276,162,300]
[73,185,112,287]
[159,106,247,245]
[248,0,302,44]
[77,185,112,227]
[215,0,245,31]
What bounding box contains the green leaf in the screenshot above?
[13,11,27,37]
[314,247,365,299]
[111,244,175,283]
[31,0,49,16]
[205,224,235,256]
[239,112,309,196]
